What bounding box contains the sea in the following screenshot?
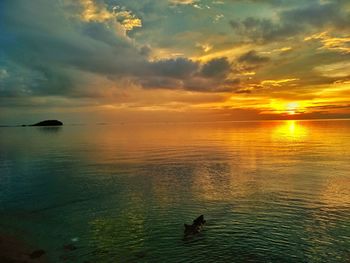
[0,120,349,262]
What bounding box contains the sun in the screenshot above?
[269,100,303,116]
[286,102,299,115]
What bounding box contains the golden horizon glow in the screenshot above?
[268,100,307,116]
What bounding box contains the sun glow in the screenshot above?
[268,100,305,116]
[273,120,308,141]
[286,102,299,115]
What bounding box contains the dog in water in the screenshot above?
[184,215,206,237]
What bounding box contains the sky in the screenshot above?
[0,0,350,124]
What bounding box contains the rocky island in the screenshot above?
[22,120,63,127]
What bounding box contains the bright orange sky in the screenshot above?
[0,0,350,124]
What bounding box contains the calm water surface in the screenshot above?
[0,120,349,262]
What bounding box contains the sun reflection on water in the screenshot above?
[273,120,308,141]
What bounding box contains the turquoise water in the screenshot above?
[0,120,349,262]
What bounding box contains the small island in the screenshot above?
[22,120,63,127]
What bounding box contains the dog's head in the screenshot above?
[193,215,206,226]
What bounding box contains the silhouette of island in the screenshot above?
[22,120,63,127]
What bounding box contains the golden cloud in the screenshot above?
[305,32,350,54]
[79,0,114,22]
[314,61,350,78]
[170,0,198,5]
[77,0,142,31]
[261,78,299,87]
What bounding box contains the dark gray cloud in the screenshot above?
[183,78,236,93]
[230,17,299,43]
[227,0,300,4]
[150,58,198,78]
[200,57,231,78]
[0,0,147,97]
[238,50,270,64]
[138,76,183,90]
[138,57,240,93]
[0,0,236,104]
[281,1,349,30]
[136,56,237,92]
[230,1,350,43]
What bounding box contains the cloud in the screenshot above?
[0,0,237,105]
[150,58,198,78]
[226,0,296,4]
[314,61,350,78]
[238,50,270,64]
[138,57,239,93]
[232,50,270,76]
[169,0,199,5]
[113,6,142,31]
[200,57,231,78]
[182,76,240,92]
[0,0,147,97]
[1,0,349,121]
[77,0,115,22]
[196,43,213,53]
[261,78,299,87]
[214,14,224,23]
[0,69,8,79]
[305,32,350,54]
[280,1,349,29]
[230,1,350,43]
[230,17,299,43]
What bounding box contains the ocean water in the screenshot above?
[0,120,349,262]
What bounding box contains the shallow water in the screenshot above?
[0,120,349,262]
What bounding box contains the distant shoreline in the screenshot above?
[0,118,350,128]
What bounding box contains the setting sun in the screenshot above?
[268,100,305,116]
[286,102,299,115]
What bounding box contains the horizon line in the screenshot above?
[1,117,350,127]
